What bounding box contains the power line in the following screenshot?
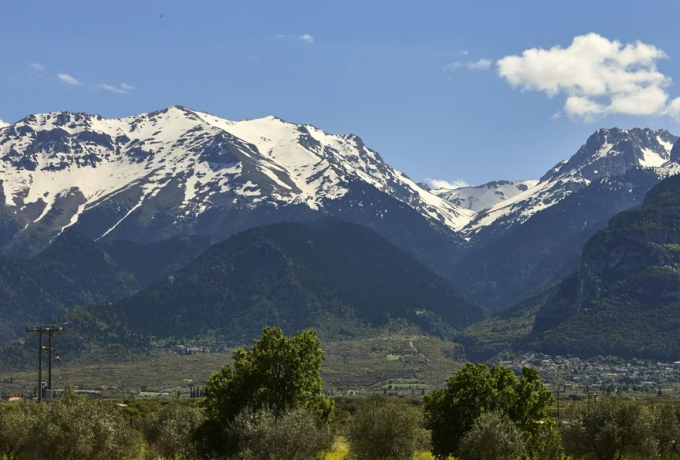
[0,318,35,327]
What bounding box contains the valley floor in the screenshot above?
[0,334,464,399]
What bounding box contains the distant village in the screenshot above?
[498,354,680,396]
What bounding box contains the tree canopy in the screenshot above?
[196,326,334,458]
[423,363,555,459]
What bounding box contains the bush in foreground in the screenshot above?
[34,390,140,460]
[559,397,656,460]
[229,408,334,460]
[456,411,526,460]
[347,394,429,460]
[143,401,203,460]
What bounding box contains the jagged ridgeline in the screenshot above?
[0,108,470,283]
[458,173,680,361]
[448,128,680,312]
[0,219,483,368]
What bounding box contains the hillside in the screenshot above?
[533,174,680,359]
[0,229,211,343]
[0,219,484,370]
[452,130,680,312]
[458,174,680,361]
[453,168,663,311]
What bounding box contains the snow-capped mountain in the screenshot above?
[0,106,472,256]
[462,128,679,240]
[433,180,539,213]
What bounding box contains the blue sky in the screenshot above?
[2,0,680,186]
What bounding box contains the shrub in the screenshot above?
[653,404,680,458]
[0,404,44,460]
[559,397,656,460]
[347,394,428,460]
[143,401,203,460]
[31,389,141,460]
[229,408,334,460]
[456,411,526,460]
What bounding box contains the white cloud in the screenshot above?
[444,58,492,73]
[0,119,8,128]
[467,58,492,70]
[444,62,462,72]
[552,111,562,120]
[668,97,680,118]
[497,33,680,120]
[299,34,315,44]
[30,63,45,71]
[444,62,463,72]
[426,178,470,190]
[58,74,81,85]
[96,83,133,94]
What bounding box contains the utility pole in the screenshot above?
[554,388,566,418]
[46,327,62,390]
[26,326,63,403]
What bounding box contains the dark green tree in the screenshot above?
[195,326,334,458]
[423,363,554,459]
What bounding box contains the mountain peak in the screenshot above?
[0,107,472,255]
[462,127,679,240]
[540,127,678,184]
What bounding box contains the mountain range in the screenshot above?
[1,107,680,363]
[0,107,469,256]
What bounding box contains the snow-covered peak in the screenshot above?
[0,107,473,249]
[462,128,679,239]
[434,180,539,213]
[541,128,678,183]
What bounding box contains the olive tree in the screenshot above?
[653,404,680,458]
[31,389,141,460]
[559,397,656,460]
[143,401,203,460]
[456,411,527,460]
[0,404,44,460]
[229,408,334,460]
[347,394,429,460]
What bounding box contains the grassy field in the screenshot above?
[0,333,465,398]
[323,438,434,460]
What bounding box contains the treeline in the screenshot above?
[2,327,680,460]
